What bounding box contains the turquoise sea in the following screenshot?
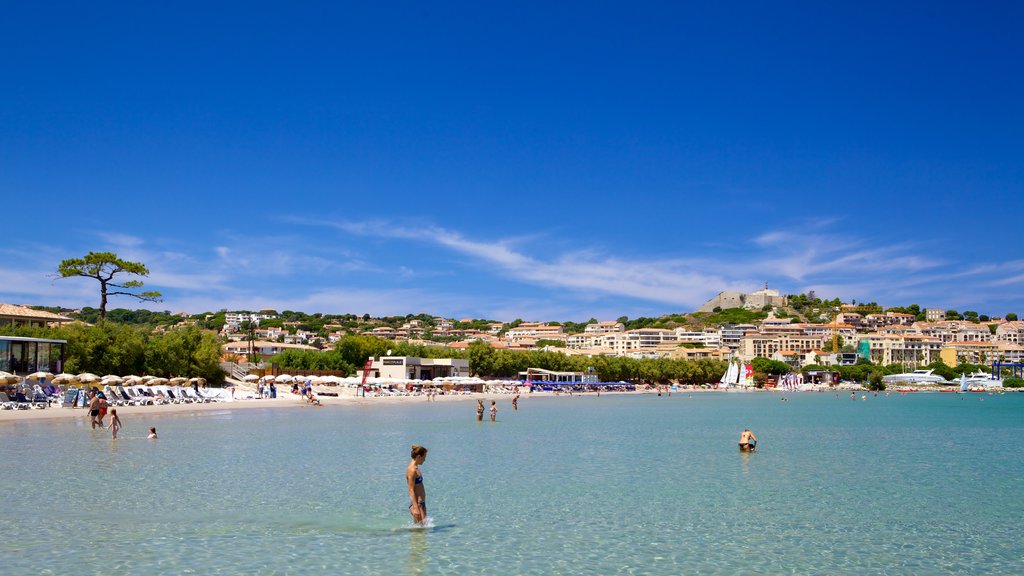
[2,392,1022,575]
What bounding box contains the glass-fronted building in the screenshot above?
[0,336,67,374]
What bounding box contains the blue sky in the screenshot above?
[2,2,1022,321]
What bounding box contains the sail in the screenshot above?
[959,373,969,393]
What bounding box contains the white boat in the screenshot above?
[718,362,739,389]
[962,371,1003,388]
[882,369,951,385]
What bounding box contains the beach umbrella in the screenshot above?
[76,373,100,384]
[0,371,20,384]
[242,374,259,382]
[140,375,155,383]
[275,374,293,383]
[149,377,169,385]
[101,375,124,384]
[26,371,54,381]
[189,377,207,386]
[52,373,76,384]
[169,377,188,385]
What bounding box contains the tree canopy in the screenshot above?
[56,252,162,322]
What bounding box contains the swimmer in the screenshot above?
[406,445,428,526]
[148,427,158,439]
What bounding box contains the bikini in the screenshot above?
[409,471,425,514]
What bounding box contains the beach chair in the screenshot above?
[181,388,208,403]
[0,391,18,410]
[174,387,197,403]
[129,386,155,405]
[102,386,126,406]
[11,391,36,409]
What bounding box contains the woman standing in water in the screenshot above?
[476,399,484,421]
[406,445,428,526]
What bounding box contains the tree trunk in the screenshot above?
[99,280,108,322]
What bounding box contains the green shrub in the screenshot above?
[1004,378,1024,388]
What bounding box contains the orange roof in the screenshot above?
[0,303,73,322]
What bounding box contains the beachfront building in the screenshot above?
[995,342,1024,363]
[655,344,731,361]
[0,335,66,374]
[738,333,826,362]
[939,342,1001,366]
[858,333,944,366]
[0,303,74,329]
[368,356,469,380]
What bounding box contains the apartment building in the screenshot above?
[995,321,1024,345]
[924,308,945,322]
[584,321,625,334]
[739,333,826,361]
[506,322,565,340]
[859,333,944,366]
[912,321,993,343]
[719,324,758,350]
[224,311,277,328]
[939,341,1000,366]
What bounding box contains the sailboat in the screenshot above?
[959,373,969,393]
[718,361,739,389]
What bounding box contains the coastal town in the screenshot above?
[3,286,1022,381]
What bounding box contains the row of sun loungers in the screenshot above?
[0,385,52,409]
[101,385,226,406]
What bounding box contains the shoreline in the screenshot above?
[2,385,1015,424]
[0,387,652,423]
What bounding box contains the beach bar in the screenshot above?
[0,336,67,375]
[368,356,469,381]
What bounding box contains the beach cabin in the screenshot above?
[519,368,600,386]
[0,335,67,375]
[368,356,469,381]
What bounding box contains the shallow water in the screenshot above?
[2,392,1022,575]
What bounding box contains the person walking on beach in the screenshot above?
[476,400,484,421]
[107,409,122,440]
[88,391,100,429]
[406,445,428,526]
[490,400,497,422]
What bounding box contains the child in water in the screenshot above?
[108,409,122,439]
[490,400,497,421]
[148,427,158,439]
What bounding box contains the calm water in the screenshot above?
[2,392,1022,575]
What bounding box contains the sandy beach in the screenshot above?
[0,385,652,423]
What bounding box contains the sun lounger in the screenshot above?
[0,391,19,410]
[180,388,208,403]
